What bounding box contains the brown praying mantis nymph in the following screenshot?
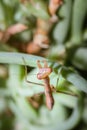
[37,60,54,110]
[23,58,77,110]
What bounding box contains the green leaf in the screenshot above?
[71,0,87,44]
[26,0,50,20]
[24,98,83,130]
[53,0,72,43]
[0,2,6,30]
[61,67,87,93]
[0,52,46,67]
[72,48,87,70]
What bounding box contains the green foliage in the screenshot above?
[25,0,50,20]
[0,0,87,130]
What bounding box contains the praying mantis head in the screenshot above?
[37,60,52,80]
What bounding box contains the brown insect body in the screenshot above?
[43,77,54,110]
[37,60,54,110]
